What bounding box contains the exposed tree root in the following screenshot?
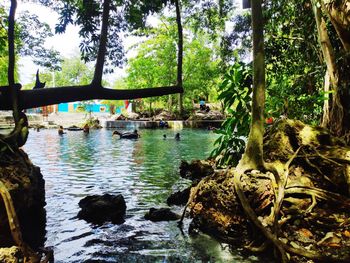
[233,170,349,262]
[187,119,350,262]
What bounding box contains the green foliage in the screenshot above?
[25,55,94,88]
[0,3,62,86]
[54,56,94,86]
[225,0,330,125]
[41,0,179,72]
[124,17,220,113]
[210,61,252,167]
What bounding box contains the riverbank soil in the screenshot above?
[187,119,350,262]
[0,149,47,262]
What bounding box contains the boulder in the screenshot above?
[0,150,46,249]
[180,160,214,182]
[115,114,127,121]
[144,208,180,222]
[188,110,224,121]
[78,194,126,224]
[167,187,191,206]
[154,110,176,121]
[125,112,140,120]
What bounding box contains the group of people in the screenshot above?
[58,121,182,141]
[163,133,180,140]
[58,124,90,135]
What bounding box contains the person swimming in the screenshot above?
[175,133,180,140]
[113,129,140,139]
[83,124,90,133]
[58,125,65,135]
[163,134,167,139]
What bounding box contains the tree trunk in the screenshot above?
[168,95,173,111]
[92,0,110,85]
[175,0,184,116]
[321,71,330,127]
[313,1,349,137]
[321,0,350,52]
[8,0,19,123]
[237,0,265,172]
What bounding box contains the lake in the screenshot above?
[23,128,259,263]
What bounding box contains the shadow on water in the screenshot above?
[23,128,262,263]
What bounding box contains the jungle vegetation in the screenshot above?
[0,0,350,262]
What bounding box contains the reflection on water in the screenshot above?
[23,128,259,263]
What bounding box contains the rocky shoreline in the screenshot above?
[0,149,47,262]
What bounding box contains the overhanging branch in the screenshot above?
[0,85,183,110]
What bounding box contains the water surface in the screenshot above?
[23,128,259,263]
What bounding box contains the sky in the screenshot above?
[16,1,132,86]
[14,0,243,86]
[17,2,80,85]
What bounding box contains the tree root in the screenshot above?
[285,185,350,209]
[244,240,269,252]
[0,180,40,263]
[233,169,350,262]
[271,147,301,235]
[0,112,29,155]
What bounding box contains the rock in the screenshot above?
[167,187,191,206]
[78,194,126,224]
[0,246,23,263]
[115,114,127,120]
[125,112,140,120]
[188,110,224,121]
[144,208,180,222]
[0,150,46,249]
[154,110,176,121]
[180,160,214,181]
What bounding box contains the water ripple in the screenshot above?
[23,128,260,262]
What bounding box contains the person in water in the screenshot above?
[83,124,90,133]
[163,134,167,139]
[58,125,65,135]
[113,129,140,139]
[175,133,180,140]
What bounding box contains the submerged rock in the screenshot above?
[167,187,191,206]
[78,194,126,224]
[144,208,180,222]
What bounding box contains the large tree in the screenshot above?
[312,0,350,137]
[237,0,265,172]
[0,0,184,150]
